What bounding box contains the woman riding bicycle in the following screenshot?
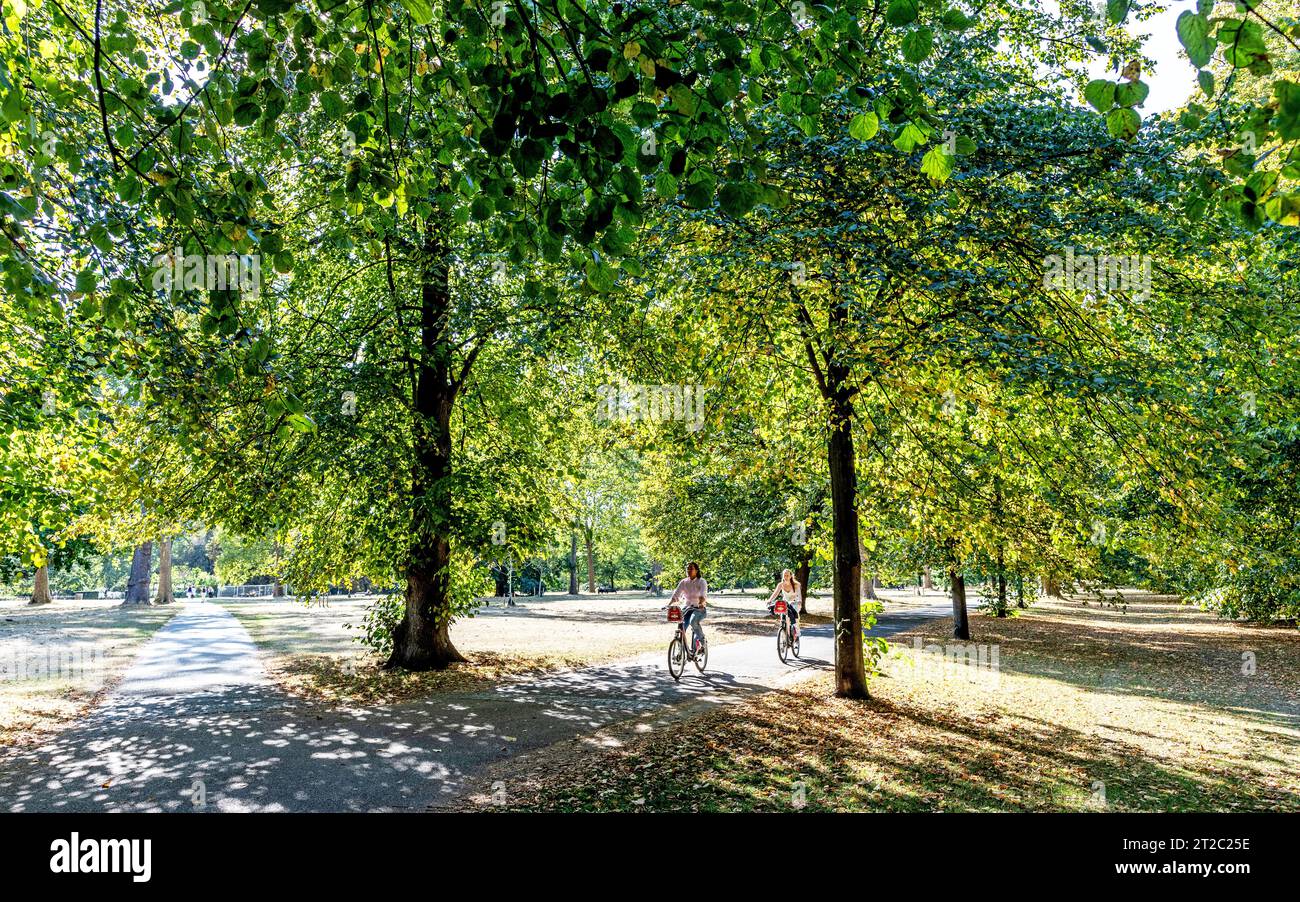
[669,562,708,653]
[765,569,802,631]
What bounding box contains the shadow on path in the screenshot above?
[0,601,946,811]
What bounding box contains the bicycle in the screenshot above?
[666,604,708,681]
[774,599,800,663]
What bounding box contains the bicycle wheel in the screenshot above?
[668,634,686,681]
[694,637,708,673]
[777,623,789,663]
[791,625,801,659]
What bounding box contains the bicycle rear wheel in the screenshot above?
[668,634,686,681]
[693,637,708,673]
[791,625,801,659]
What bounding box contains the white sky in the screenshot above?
[1083,1,1200,116]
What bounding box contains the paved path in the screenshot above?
[0,599,950,812]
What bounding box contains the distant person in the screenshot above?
[765,569,802,630]
[669,561,708,653]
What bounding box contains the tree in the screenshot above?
[7,0,1007,670]
[30,563,53,605]
[122,540,153,605]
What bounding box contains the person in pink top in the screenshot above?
[669,561,708,652]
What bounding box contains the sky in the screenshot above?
[1085,2,1200,116]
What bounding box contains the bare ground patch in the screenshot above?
[0,598,180,748]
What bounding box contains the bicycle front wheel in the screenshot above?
[668,634,686,681]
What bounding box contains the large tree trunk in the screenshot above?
[154,537,174,604]
[584,529,595,592]
[950,564,970,640]
[794,555,811,615]
[995,550,1008,617]
[385,223,467,671]
[1043,575,1062,598]
[567,530,579,595]
[922,565,933,590]
[858,539,876,600]
[123,541,153,605]
[827,387,868,699]
[29,564,53,605]
[272,542,285,596]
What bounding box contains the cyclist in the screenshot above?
[669,561,708,654]
[765,569,802,635]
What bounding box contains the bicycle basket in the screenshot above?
[667,606,682,622]
[773,600,787,614]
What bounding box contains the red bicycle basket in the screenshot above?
[667,606,682,622]
[773,600,787,614]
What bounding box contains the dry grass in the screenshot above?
[452,595,1300,812]
[0,598,180,748]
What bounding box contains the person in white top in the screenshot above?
[669,561,708,652]
[765,569,802,632]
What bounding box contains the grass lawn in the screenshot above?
[218,589,838,705]
[0,597,180,748]
[452,594,1300,812]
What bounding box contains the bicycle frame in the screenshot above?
[667,605,707,680]
[774,600,799,662]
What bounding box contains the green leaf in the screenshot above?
[941,8,972,30]
[718,182,760,217]
[1084,80,1116,113]
[684,177,715,209]
[1106,107,1141,140]
[1114,80,1149,107]
[885,0,919,26]
[1198,69,1215,98]
[1176,12,1215,69]
[234,101,261,126]
[1106,0,1130,25]
[892,122,928,152]
[399,0,434,25]
[1275,81,1300,141]
[920,146,954,183]
[902,27,934,63]
[654,171,679,199]
[285,413,316,433]
[849,112,880,141]
[585,259,617,292]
